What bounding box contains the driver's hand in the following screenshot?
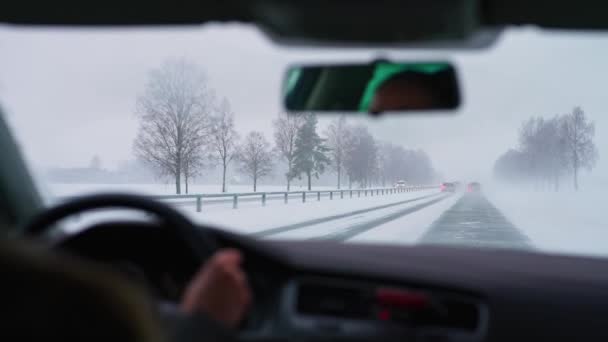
[180,249,251,328]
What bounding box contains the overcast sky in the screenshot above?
[1,24,608,186]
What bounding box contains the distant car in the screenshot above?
[394,180,407,188]
[467,182,481,193]
[440,182,455,192]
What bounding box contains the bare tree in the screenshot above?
[344,125,378,188]
[324,115,350,189]
[342,127,359,189]
[182,143,206,194]
[273,112,304,191]
[494,149,528,184]
[518,116,566,190]
[562,106,598,191]
[377,142,395,187]
[377,142,406,186]
[133,58,213,194]
[496,109,598,191]
[499,116,567,190]
[210,98,240,193]
[539,116,568,191]
[239,131,273,192]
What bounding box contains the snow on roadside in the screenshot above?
[182,189,440,234]
[486,187,608,258]
[348,194,462,245]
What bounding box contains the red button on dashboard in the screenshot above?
[376,288,429,310]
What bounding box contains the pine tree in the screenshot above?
[290,113,331,190]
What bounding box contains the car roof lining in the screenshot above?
[1,0,607,48]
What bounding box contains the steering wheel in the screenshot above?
[23,193,219,261]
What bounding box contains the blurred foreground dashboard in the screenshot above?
[57,221,608,342]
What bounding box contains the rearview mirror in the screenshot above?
[283,61,460,114]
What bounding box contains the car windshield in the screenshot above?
[1,24,607,257]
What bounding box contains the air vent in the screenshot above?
[296,283,373,320]
[413,297,480,332]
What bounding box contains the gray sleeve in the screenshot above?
[157,301,236,342]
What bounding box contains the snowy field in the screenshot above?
[486,187,608,257]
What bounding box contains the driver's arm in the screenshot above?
[158,249,251,341]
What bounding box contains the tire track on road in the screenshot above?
[251,192,442,238]
[419,193,532,249]
[309,194,452,242]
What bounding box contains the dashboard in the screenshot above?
[55,221,608,342]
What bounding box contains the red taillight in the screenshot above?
[377,309,391,321]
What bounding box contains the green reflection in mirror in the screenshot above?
[285,68,302,96]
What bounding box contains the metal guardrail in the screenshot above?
[151,185,439,212]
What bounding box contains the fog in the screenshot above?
[1,24,608,189]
